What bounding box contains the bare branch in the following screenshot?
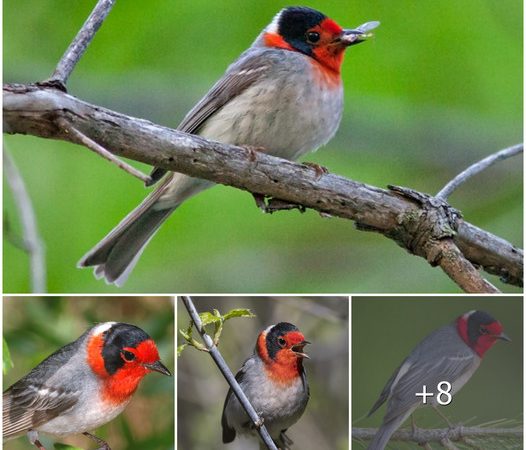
[49,0,116,87]
[180,296,278,450]
[3,83,522,290]
[3,149,47,292]
[436,144,523,200]
[352,426,523,445]
[56,118,152,183]
[434,239,500,293]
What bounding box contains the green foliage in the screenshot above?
[3,337,14,374]
[54,444,84,450]
[179,308,254,355]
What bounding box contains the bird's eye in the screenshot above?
[479,326,488,335]
[122,350,136,362]
[306,31,320,44]
[278,337,286,347]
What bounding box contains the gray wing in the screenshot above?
[148,48,273,184]
[2,335,86,438]
[3,382,79,438]
[384,351,476,422]
[221,360,249,443]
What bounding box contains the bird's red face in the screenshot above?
[263,7,371,74]
[456,311,510,357]
[257,322,310,384]
[87,322,171,404]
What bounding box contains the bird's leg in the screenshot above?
[302,161,329,180]
[27,430,47,450]
[83,432,111,450]
[279,430,294,447]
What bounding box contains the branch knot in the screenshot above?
[388,185,462,265]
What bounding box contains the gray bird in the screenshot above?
[78,6,379,285]
[222,322,310,449]
[367,310,510,450]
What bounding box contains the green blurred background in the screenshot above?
[3,296,174,450]
[177,296,348,450]
[3,1,522,293]
[352,296,523,449]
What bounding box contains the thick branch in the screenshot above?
[353,426,522,445]
[180,296,278,450]
[3,83,523,289]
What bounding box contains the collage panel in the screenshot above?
[351,296,522,449]
[3,296,174,450]
[177,296,349,450]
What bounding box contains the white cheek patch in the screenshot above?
[463,311,476,320]
[265,10,283,34]
[264,324,276,335]
[92,321,117,335]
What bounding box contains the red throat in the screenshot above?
[87,335,160,405]
[256,331,305,384]
[456,315,503,357]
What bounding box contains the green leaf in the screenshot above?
[3,337,13,374]
[223,309,255,321]
[177,343,187,357]
[199,311,222,326]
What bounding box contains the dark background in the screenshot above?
[3,1,522,293]
[352,296,523,449]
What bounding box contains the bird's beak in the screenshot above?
[291,340,310,359]
[144,360,172,376]
[496,332,511,342]
[339,21,380,47]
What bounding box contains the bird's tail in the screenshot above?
[366,419,402,450]
[78,173,212,285]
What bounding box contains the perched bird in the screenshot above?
[78,6,379,285]
[367,310,510,450]
[3,322,171,450]
[222,322,310,449]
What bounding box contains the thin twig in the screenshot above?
[49,0,117,86]
[180,296,278,450]
[436,144,523,200]
[57,118,152,183]
[3,149,47,292]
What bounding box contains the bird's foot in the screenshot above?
[252,193,306,214]
[242,145,266,162]
[302,161,329,180]
[83,431,111,450]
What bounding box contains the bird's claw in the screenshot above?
[252,193,306,214]
[302,161,329,180]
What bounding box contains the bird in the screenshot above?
[77,6,379,286]
[221,322,310,449]
[3,322,171,450]
[366,310,510,450]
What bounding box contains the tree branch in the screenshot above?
[3,83,522,291]
[3,148,46,293]
[48,0,116,87]
[436,144,523,200]
[352,426,523,446]
[180,296,278,450]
